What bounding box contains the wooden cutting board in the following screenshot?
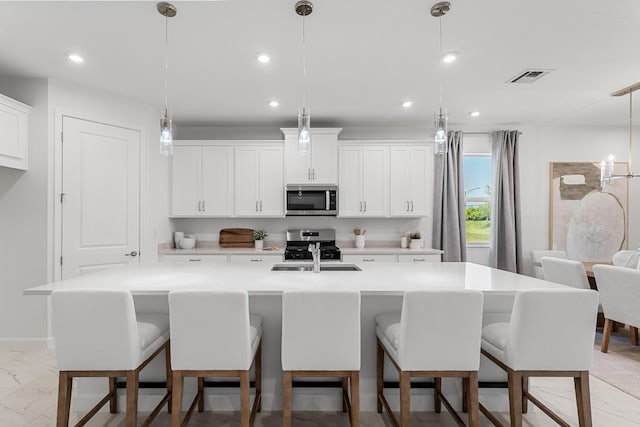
[219,228,254,247]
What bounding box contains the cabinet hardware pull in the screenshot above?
[312,168,315,180]
[189,258,201,262]
[125,251,138,257]
[250,259,263,262]
[256,200,259,212]
[260,200,263,211]
[203,200,206,212]
[308,168,311,180]
[411,201,414,212]
[413,258,426,262]
[363,258,375,262]
[364,201,367,212]
[359,201,363,212]
[406,201,410,212]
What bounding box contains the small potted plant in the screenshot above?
[252,229,268,250]
[409,231,422,250]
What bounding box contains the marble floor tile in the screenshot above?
[2,348,640,426]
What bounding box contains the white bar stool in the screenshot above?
[52,289,171,427]
[168,289,262,427]
[480,289,598,427]
[540,257,591,289]
[281,289,361,427]
[376,289,484,427]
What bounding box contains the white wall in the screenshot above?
[0,78,49,347]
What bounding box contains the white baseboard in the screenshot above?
[0,337,51,349]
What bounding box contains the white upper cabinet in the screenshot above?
[0,94,31,170]
[171,144,233,217]
[389,145,432,217]
[235,144,284,217]
[338,144,389,217]
[281,128,341,184]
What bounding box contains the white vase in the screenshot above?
[254,240,264,250]
[410,239,421,250]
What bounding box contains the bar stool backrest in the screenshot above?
[593,265,640,329]
[540,257,590,289]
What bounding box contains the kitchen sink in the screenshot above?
[271,263,362,272]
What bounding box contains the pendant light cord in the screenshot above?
[164,15,169,113]
[629,91,633,173]
[302,13,307,108]
[438,16,443,109]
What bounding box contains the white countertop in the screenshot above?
[158,245,443,256]
[25,262,564,296]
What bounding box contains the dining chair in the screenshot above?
[52,289,172,427]
[611,250,640,268]
[593,265,640,352]
[530,250,567,279]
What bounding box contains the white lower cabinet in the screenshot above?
[229,254,283,263]
[397,254,442,263]
[342,254,397,263]
[160,254,228,263]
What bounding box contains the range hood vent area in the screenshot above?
[508,69,552,84]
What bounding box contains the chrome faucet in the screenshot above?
[309,242,321,273]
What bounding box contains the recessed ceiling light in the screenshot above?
[469,111,480,117]
[269,100,279,108]
[442,51,458,64]
[65,52,84,63]
[257,53,271,64]
[402,101,413,108]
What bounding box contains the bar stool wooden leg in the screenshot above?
[171,371,183,427]
[350,371,360,426]
[574,371,593,427]
[240,371,250,427]
[400,371,410,427]
[108,377,117,413]
[462,377,469,413]
[125,370,139,427]
[522,376,529,413]
[631,326,639,346]
[56,372,72,427]
[165,344,172,414]
[508,370,523,427]
[601,318,613,353]
[468,371,479,427]
[196,377,204,412]
[283,371,293,427]
[342,377,349,412]
[376,340,384,413]
[434,377,442,413]
[256,342,262,412]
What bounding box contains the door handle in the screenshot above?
[125,251,138,257]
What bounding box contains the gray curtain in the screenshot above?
[489,130,522,273]
[432,131,466,262]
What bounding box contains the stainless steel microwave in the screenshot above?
[285,185,338,216]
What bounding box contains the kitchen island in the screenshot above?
[26,262,566,413]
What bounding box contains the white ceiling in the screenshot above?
[1,0,640,128]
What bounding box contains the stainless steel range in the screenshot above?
[284,229,341,261]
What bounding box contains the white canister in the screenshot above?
[174,232,184,249]
[410,239,421,250]
[355,235,366,248]
[400,236,408,248]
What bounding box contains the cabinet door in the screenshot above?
[362,146,389,217]
[408,146,430,216]
[284,133,312,184]
[234,147,260,216]
[310,133,338,184]
[389,147,412,216]
[338,146,363,216]
[0,95,29,170]
[259,146,284,216]
[171,146,202,216]
[201,146,234,216]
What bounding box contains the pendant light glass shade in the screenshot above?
[160,109,173,156]
[434,107,448,155]
[298,106,311,154]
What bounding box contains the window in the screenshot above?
[463,154,491,245]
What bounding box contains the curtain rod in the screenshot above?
[462,131,523,135]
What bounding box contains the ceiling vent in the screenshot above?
[508,69,552,84]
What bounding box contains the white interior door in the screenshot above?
[61,116,140,279]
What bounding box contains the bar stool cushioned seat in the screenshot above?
[480,289,598,427]
[376,289,484,427]
[281,289,361,427]
[169,289,262,427]
[52,289,172,427]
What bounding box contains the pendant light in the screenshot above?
[157,2,176,156]
[601,82,640,187]
[295,1,313,154]
[431,1,451,155]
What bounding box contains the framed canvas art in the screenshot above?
[549,162,628,262]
